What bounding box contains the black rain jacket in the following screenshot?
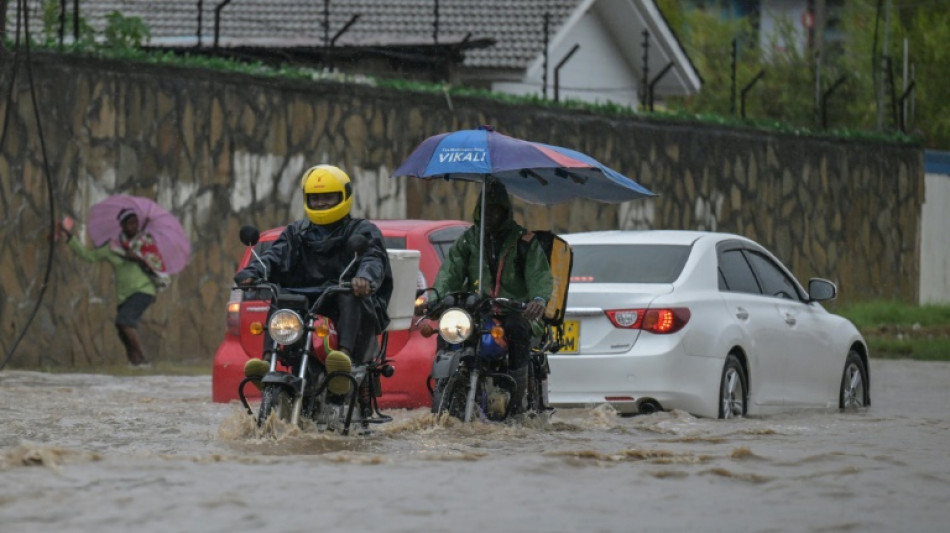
[236,216,393,332]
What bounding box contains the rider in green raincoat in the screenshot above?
[433,178,553,414]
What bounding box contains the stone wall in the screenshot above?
[0,52,923,367]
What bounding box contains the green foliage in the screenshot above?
[835,300,950,361]
[836,300,950,329]
[866,337,950,361]
[659,0,949,149]
[665,7,760,117]
[39,0,96,47]
[7,2,920,147]
[102,11,150,49]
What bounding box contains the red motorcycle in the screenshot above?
[234,226,394,435]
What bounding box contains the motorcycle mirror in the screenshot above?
[239,225,260,247]
[346,234,370,256]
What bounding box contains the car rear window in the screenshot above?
[384,236,407,249]
[569,244,691,283]
[429,226,468,261]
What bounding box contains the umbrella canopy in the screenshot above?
[87,195,191,275]
[391,126,654,205]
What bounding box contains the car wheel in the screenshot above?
[718,354,747,419]
[839,350,869,409]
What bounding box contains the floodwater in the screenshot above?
[1,360,948,533]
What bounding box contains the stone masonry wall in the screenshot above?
[0,52,923,367]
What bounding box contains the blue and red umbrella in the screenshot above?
[392,125,654,205]
[394,125,653,291]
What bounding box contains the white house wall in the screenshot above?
[499,8,640,109]
[920,172,950,304]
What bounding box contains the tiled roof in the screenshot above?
[25,0,581,69]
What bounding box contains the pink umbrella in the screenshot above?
[87,195,191,275]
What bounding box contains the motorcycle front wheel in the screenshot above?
[525,362,543,414]
[436,370,471,421]
[258,384,294,426]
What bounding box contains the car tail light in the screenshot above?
[604,308,690,334]
[226,289,242,336]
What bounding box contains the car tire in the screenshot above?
[718,354,747,419]
[839,350,869,409]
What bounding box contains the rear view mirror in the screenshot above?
[808,278,837,302]
[239,225,260,247]
[347,234,370,256]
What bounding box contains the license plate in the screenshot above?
[559,320,580,354]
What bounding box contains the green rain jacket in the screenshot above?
[433,180,553,309]
[67,236,156,304]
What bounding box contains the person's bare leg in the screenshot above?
[118,325,147,365]
[116,326,135,364]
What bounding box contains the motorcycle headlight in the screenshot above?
[268,309,304,345]
[438,308,473,344]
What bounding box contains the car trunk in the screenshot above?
[563,284,672,355]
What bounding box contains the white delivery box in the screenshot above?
[385,249,422,331]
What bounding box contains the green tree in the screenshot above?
[102,10,150,50]
[40,0,96,48]
[659,0,949,148]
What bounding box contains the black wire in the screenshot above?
[0,0,59,371]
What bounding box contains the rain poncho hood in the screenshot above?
[434,180,552,307]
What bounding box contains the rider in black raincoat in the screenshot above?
[234,165,393,406]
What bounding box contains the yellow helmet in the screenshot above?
[301,164,353,225]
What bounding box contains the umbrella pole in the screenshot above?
[478,179,486,295]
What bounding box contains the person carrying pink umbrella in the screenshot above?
[56,208,166,367]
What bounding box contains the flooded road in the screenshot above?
[1,359,949,532]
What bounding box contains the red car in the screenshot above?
[212,219,469,408]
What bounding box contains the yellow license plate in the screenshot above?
[560,320,580,354]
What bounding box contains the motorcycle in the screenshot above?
[419,290,564,423]
[234,226,395,435]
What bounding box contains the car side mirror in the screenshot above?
[239,225,260,247]
[808,278,837,302]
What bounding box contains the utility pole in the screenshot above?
[542,12,550,99]
[813,0,826,127]
[876,0,890,131]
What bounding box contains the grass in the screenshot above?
[834,301,950,361]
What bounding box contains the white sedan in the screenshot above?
[548,230,870,418]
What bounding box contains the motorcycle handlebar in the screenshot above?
[420,292,529,318]
[231,281,358,315]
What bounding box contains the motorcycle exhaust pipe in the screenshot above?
[636,398,663,415]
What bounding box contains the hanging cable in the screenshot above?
[1,0,60,371]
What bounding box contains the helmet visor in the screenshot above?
[307,192,343,210]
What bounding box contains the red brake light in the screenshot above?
[604,308,690,334]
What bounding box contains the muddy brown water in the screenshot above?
[1,359,948,532]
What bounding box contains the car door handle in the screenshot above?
[735,307,749,320]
